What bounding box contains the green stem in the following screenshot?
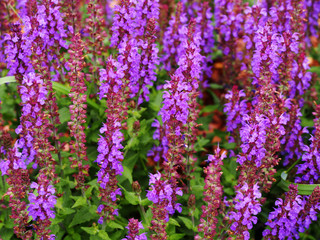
[287,158,301,173]
[138,196,147,222]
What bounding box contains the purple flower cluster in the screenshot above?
[263,185,320,239]
[305,0,320,44]
[96,57,129,224]
[110,0,159,48]
[161,2,188,72]
[96,122,124,189]
[123,218,147,240]
[111,0,160,102]
[136,18,160,104]
[228,183,262,240]
[251,21,286,83]
[19,0,67,81]
[214,0,244,56]
[28,181,57,221]
[224,86,248,133]
[15,72,48,169]
[296,104,320,183]
[147,172,183,217]
[147,172,182,239]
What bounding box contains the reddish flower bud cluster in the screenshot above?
[198,147,225,239]
[67,33,89,189]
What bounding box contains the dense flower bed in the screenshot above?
[0,0,320,239]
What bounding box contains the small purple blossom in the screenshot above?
[123,218,147,240]
[147,172,182,220]
[28,180,57,221]
[228,183,262,240]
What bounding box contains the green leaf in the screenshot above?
[98,230,111,240]
[58,107,71,124]
[81,227,97,235]
[60,208,76,216]
[199,104,219,114]
[279,171,320,195]
[169,234,186,240]
[120,165,133,184]
[0,76,16,85]
[168,218,180,227]
[178,216,193,230]
[52,81,71,95]
[72,196,87,208]
[140,198,152,206]
[209,83,223,89]
[107,221,124,230]
[69,208,94,228]
[123,190,139,205]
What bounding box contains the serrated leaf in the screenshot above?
[72,196,87,208]
[69,208,94,227]
[178,216,193,230]
[168,218,180,227]
[0,76,16,85]
[98,230,111,240]
[58,107,71,124]
[169,234,186,240]
[81,227,97,235]
[107,221,124,230]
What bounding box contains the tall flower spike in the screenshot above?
[2,145,32,239]
[296,104,320,183]
[197,146,226,239]
[15,72,48,169]
[147,172,182,240]
[214,0,245,84]
[161,2,188,72]
[85,0,108,82]
[67,33,89,189]
[96,57,129,224]
[136,17,160,105]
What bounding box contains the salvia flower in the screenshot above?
[28,180,56,221]
[2,145,32,239]
[296,104,320,183]
[263,185,320,240]
[224,86,248,134]
[15,72,48,169]
[28,173,57,239]
[67,33,89,189]
[227,183,262,240]
[147,172,182,239]
[161,2,188,72]
[197,146,226,239]
[96,57,129,224]
[123,218,147,240]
